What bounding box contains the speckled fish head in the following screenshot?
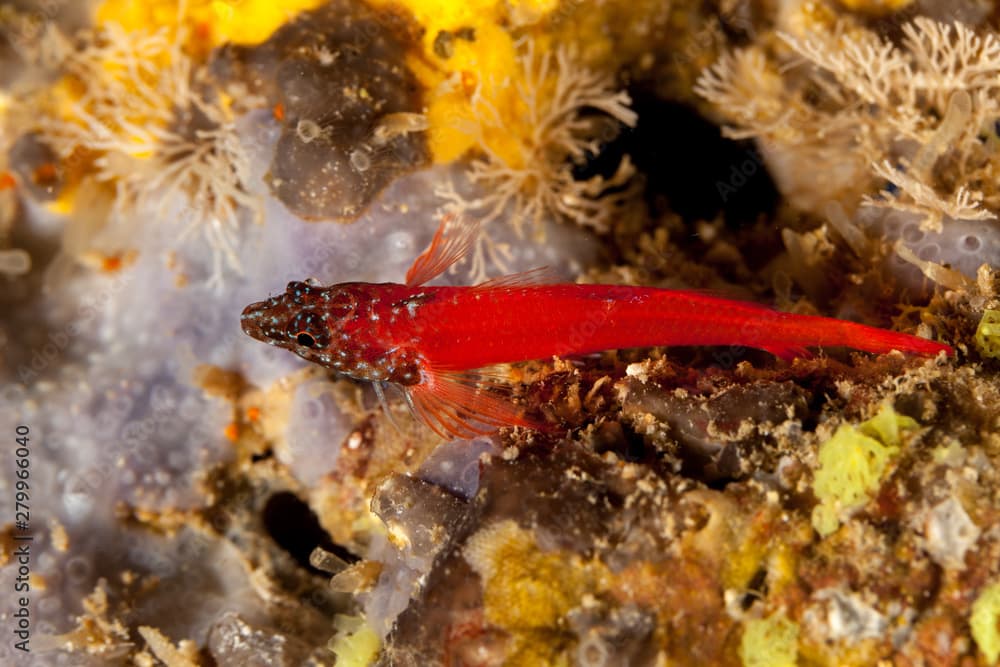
[240,280,358,367]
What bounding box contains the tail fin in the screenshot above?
[835,320,952,356]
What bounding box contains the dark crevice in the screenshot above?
[261,491,359,574]
[741,567,769,610]
[250,449,273,463]
[575,92,780,226]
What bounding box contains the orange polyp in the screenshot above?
[272,102,285,122]
[96,251,137,273]
[460,71,478,97]
[246,406,261,422]
[101,255,123,272]
[194,21,213,44]
[33,162,58,185]
[224,422,240,442]
[0,172,16,190]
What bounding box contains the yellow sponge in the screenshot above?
[811,404,918,536]
[976,309,1000,359]
[329,615,381,667]
[971,582,1000,665]
[836,0,915,13]
[740,611,799,667]
[96,0,326,48]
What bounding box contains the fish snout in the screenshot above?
[240,300,280,343]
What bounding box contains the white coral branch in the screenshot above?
[39,23,260,287]
[700,16,1000,233]
[438,42,639,282]
[902,18,1000,94]
[694,49,788,131]
[862,160,995,230]
[780,27,911,108]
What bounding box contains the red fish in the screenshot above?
[241,218,952,438]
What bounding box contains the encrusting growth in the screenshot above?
[40,21,260,287]
[437,40,639,280]
[696,18,1000,223]
[695,16,1000,289]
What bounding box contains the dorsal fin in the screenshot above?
[475,266,563,289]
[405,215,480,286]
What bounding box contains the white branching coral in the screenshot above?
[865,159,993,225]
[39,22,260,287]
[437,41,638,280]
[695,17,1000,230]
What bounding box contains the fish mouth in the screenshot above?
[240,300,278,342]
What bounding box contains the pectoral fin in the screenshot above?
[404,367,542,439]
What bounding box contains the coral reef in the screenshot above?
[434,41,639,279]
[359,0,646,279]
[361,353,1000,665]
[695,12,1000,292]
[29,18,259,287]
[1,0,999,666]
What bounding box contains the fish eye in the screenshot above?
[287,312,329,349]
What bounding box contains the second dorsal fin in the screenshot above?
[474,266,563,289]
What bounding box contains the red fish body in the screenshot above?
[241,220,952,437]
[407,284,950,365]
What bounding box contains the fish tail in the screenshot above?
[817,317,953,356]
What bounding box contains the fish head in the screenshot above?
[240,280,359,368]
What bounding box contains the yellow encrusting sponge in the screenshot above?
[811,404,918,536]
